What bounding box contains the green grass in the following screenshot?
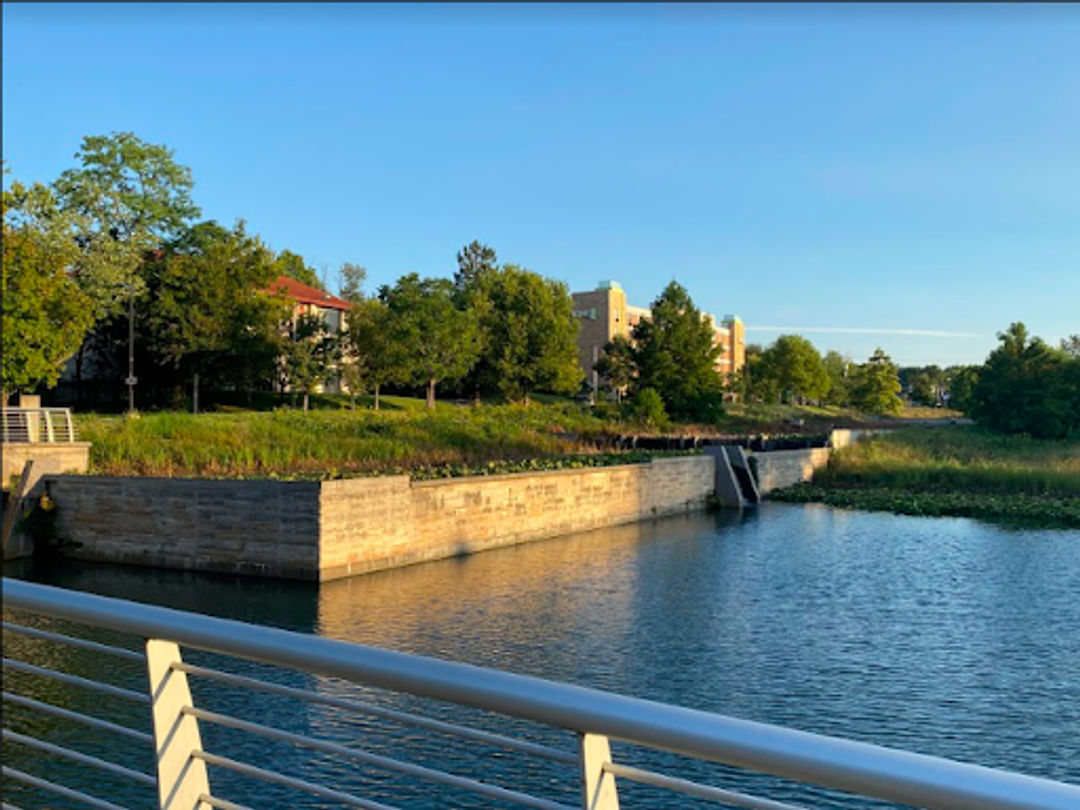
[74,395,968,482]
[771,426,1080,527]
[79,402,635,479]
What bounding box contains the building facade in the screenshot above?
[571,281,745,397]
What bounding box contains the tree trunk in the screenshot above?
[374,384,381,411]
[303,392,310,412]
[426,378,436,409]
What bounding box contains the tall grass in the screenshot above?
[79,403,618,478]
[773,426,1080,527]
[817,426,1080,497]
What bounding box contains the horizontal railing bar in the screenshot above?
[1,658,149,704]
[1,766,132,810]
[2,621,144,661]
[2,691,153,744]
[175,661,576,764]
[2,729,156,787]
[604,761,808,810]
[194,750,400,810]
[9,579,1080,810]
[199,794,255,810]
[186,706,575,810]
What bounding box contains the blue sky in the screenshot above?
[4,3,1078,367]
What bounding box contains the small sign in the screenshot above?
[125,376,138,386]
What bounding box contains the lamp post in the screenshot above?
[126,279,137,414]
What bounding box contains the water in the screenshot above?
[4,503,1079,808]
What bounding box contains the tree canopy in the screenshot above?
[380,274,481,408]
[849,348,902,415]
[2,180,95,397]
[756,334,830,404]
[631,281,724,421]
[466,264,581,403]
[969,322,1078,438]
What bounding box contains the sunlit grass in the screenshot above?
[773,426,1080,527]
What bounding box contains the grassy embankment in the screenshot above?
[81,398,652,480]
[77,396,966,482]
[771,426,1080,528]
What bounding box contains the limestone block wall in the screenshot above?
[47,477,320,579]
[41,456,714,580]
[2,442,90,491]
[319,455,714,580]
[751,447,832,493]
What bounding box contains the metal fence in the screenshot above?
[1,408,78,444]
[3,578,1079,810]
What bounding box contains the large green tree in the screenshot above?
[756,335,830,404]
[466,265,581,403]
[850,349,903,415]
[139,220,288,402]
[631,281,723,420]
[971,322,1075,438]
[380,274,481,408]
[52,132,201,405]
[2,180,95,398]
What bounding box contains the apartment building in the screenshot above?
[571,281,745,396]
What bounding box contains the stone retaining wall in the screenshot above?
[43,455,714,581]
[751,447,833,493]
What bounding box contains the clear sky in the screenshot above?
[4,3,1078,367]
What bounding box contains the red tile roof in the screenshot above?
[266,275,351,311]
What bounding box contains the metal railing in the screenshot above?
[1,408,78,443]
[3,578,1079,810]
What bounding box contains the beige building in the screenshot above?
[571,281,745,397]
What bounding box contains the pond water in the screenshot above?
[4,503,1079,808]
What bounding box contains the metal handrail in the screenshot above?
[0,407,78,443]
[4,578,1080,810]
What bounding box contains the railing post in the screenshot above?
[146,639,211,810]
[579,732,619,810]
[44,410,55,443]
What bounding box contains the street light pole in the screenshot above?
[126,282,136,414]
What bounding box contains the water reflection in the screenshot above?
[5,504,1079,808]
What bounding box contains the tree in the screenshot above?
[273,250,322,290]
[466,265,581,403]
[849,349,903,415]
[342,297,399,410]
[338,263,367,305]
[756,335,830,404]
[454,240,498,296]
[594,335,636,402]
[625,387,669,431]
[1061,334,1080,359]
[53,131,201,408]
[822,350,852,406]
[631,281,723,421]
[282,313,337,412]
[2,180,95,398]
[947,365,980,414]
[139,220,288,403]
[380,274,481,408]
[970,322,1074,438]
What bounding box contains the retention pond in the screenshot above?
[5,503,1079,808]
